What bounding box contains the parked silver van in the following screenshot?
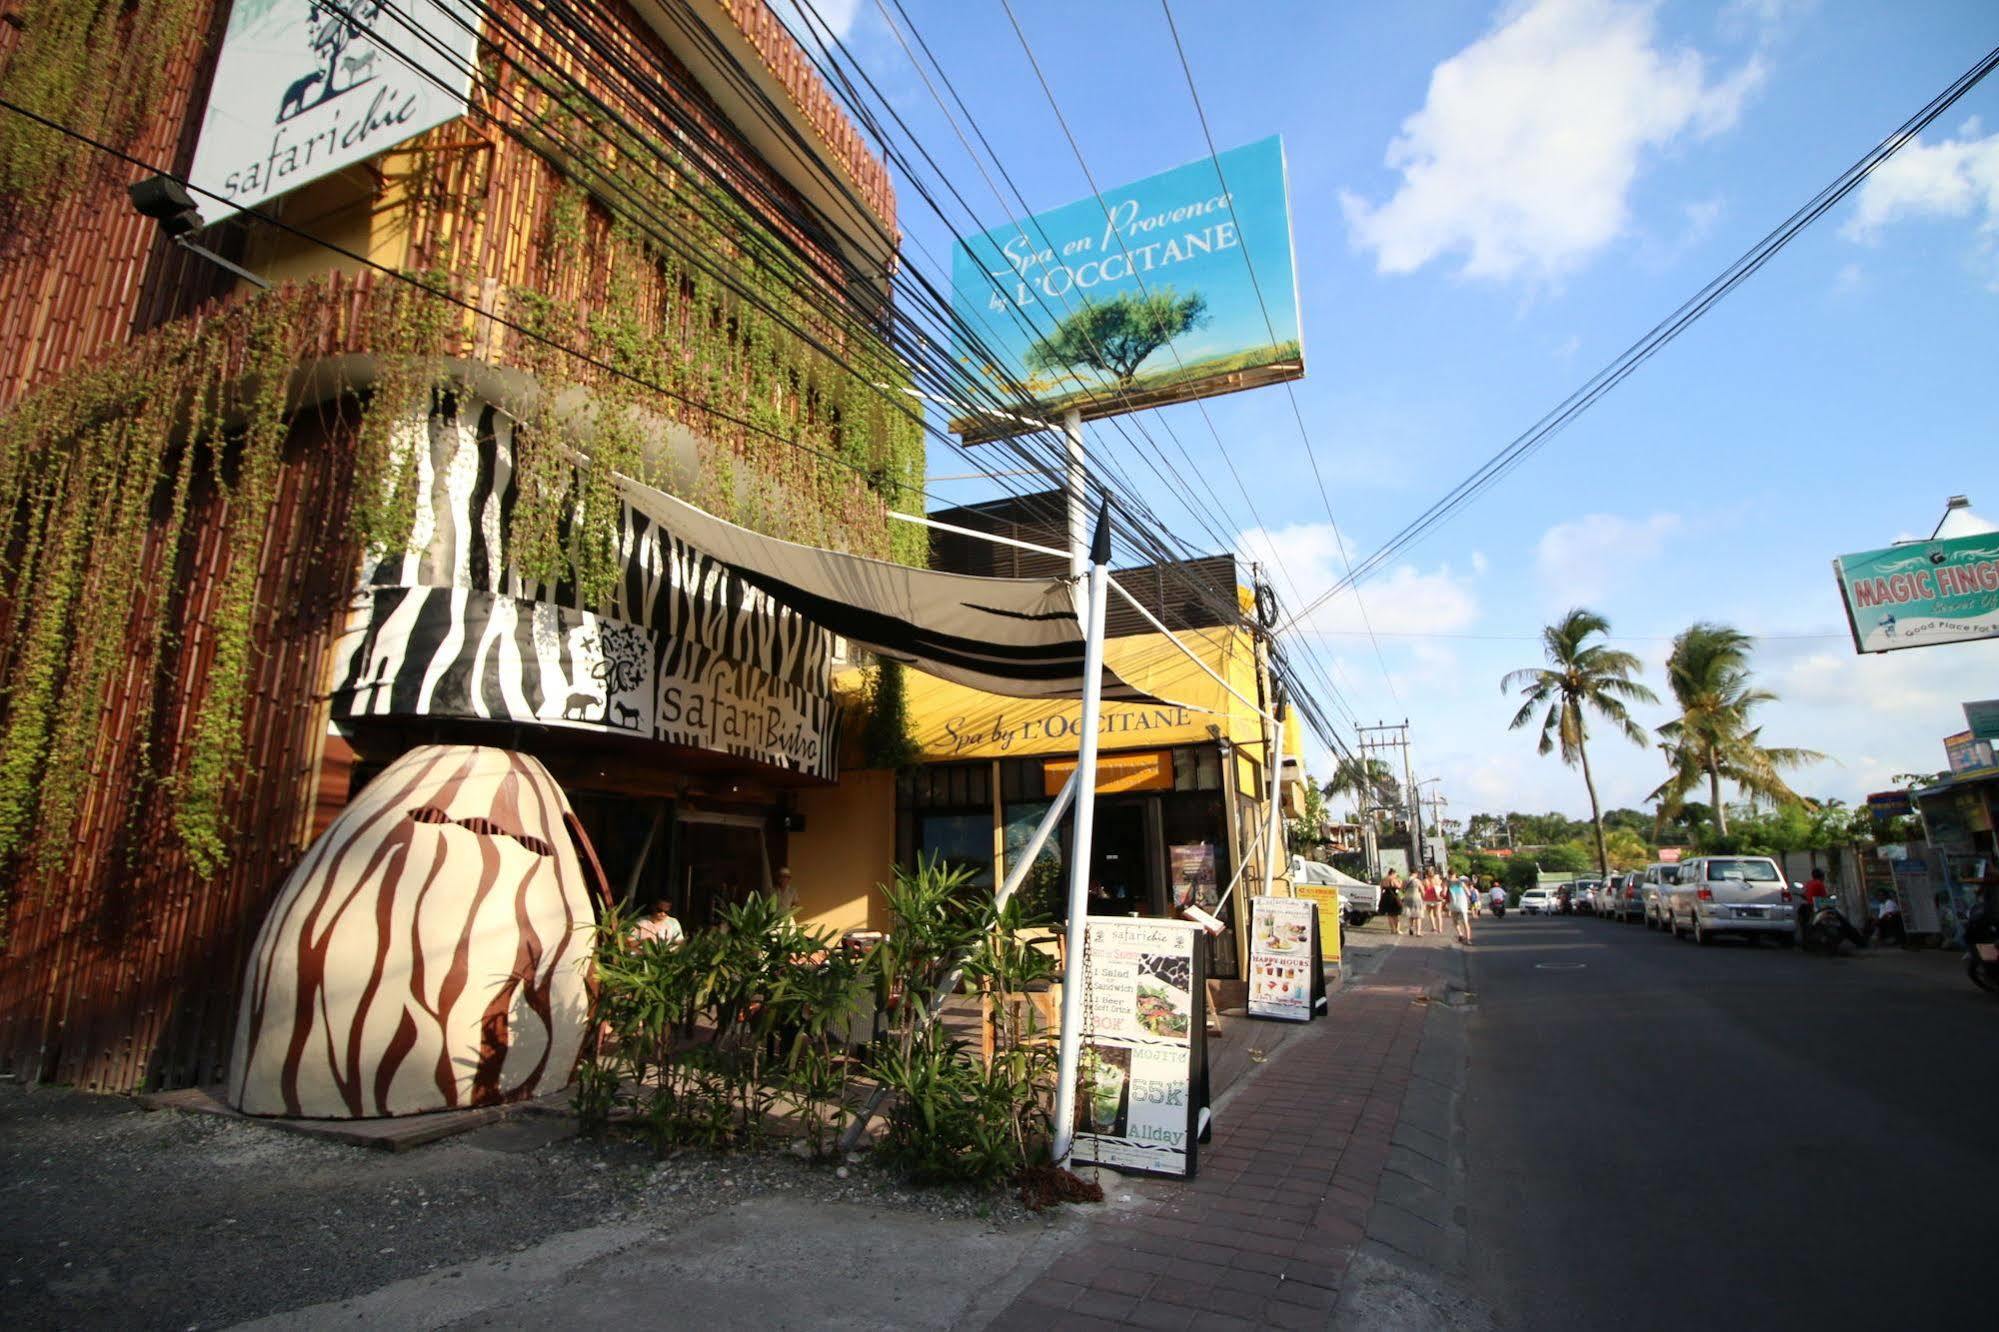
[1665,855,1794,945]
[1641,862,1683,930]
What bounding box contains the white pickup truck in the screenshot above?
[1291,858,1382,925]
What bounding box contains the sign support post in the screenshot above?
[1263,702,1286,898]
[1063,408,1087,577]
[1053,504,1113,1166]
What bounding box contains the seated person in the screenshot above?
[629,898,684,948]
[1866,892,1904,945]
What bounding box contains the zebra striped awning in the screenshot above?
[619,481,1167,704]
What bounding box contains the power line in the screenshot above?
[1293,629,1850,643]
[992,0,1365,740]
[1282,40,1999,633]
[1156,0,1401,712]
[777,0,1359,737]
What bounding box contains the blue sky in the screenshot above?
[798,0,1999,821]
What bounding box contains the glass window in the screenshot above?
[907,762,990,811]
[1171,745,1222,792]
[918,811,994,888]
[1000,757,1046,803]
[1706,857,1782,882]
[1003,800,1066,918]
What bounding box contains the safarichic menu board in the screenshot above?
[1248,896,1323,1022]
[1070,918,1210,1179]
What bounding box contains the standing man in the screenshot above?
[1448,876,1475,944]
[1798,865,1829,934]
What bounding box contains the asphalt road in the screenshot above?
[1459,910,1999,1330]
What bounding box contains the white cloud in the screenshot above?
[1235,521,1481,637]
[1841,118,1999,285]
[1341,0,1763,282]
[1832,261,1864,295]
[768,0,862,43]
[1534,511,1681,606]
[1683,196,1724,243]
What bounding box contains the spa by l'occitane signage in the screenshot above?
[901,626,1269,760]
[932,703,1202,759]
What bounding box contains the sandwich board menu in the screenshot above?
[1248,896,1324,1021]
[1294,883,1343,963]
[1070,918,1210,1179]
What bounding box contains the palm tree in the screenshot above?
[1649,622,1823,836]
[1501,609,1658,877]
[1323,755,1396,819]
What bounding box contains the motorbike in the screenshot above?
[1964,890,1999,993]
[1800,896,1865,956]
[1490,899,1507,920]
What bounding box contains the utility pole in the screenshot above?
[1357,721,1419,873]
[1422,787,1449,871]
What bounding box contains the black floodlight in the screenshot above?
[127,174,270,289]
[129,174,204,237]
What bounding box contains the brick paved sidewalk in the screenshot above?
[986,934,1454,1330]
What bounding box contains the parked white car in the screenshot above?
[1519,887,1557,914]
[1641,862,1683,930]
[1666,855,1794,945]
[1290,858,1382,924]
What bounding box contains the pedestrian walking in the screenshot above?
[1448,876,1474,944]
[1380,870,1406,934]
[1423,871,1445,934]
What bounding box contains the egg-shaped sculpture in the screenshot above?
[229,744,605,1118]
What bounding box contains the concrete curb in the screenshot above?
[1335,940,1491,1330]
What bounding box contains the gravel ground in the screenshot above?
[0,1080,1038,1331]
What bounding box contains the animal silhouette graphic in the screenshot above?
[340,49,377,84]
[560,691,601,721]
[612,700,641,729]
[278,70,325,121]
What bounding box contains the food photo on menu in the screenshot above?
[1078,1045,1131,1136]
[1134,952,1193,1039]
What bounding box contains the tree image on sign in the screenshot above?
[1024,288,1209,387]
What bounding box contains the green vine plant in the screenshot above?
[0,272,456,909]
[0,44,933,919]
[0,0,206,207]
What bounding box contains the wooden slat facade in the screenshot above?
[0,2,898,1091]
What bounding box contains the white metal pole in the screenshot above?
[1063,408,1087,578]
[1052,504,1112,1166]
[1262,705,1285,898]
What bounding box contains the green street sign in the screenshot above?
[1833,533,1999,654]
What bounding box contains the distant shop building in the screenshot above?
[899,493,1302,980]
[1907,726,1999,942]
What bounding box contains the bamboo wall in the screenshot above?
[0,2,901,1091]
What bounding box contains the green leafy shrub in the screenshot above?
[581,892,870,1155]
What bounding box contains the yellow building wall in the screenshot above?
[898,625,1272,763]
[789,768,897,935]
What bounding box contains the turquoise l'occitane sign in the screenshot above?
[949,137,1302,430]
[1834,532,1999,653]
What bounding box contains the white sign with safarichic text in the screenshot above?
[1069,918,1209,1179]
[188,1,480,223]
